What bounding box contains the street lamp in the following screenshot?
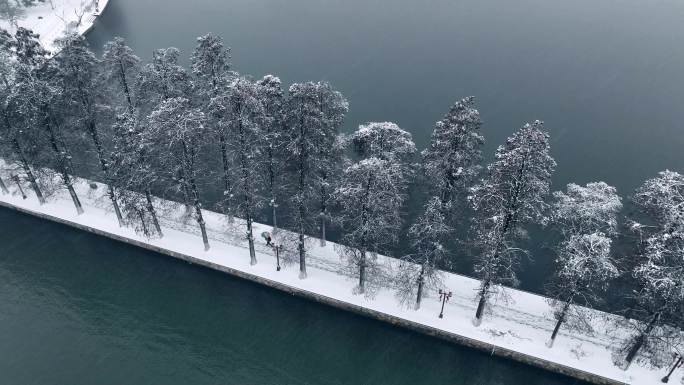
[662,353,682,383]
[438,289,452,319]
[273,243,283,271]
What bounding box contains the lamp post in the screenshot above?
[273,243,283,271]
[438,289,452,318]
[11,174,26,199]
[662,354,682,383]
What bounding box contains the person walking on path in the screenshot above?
[261,231,272,246]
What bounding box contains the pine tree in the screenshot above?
[396,196,452,309]
[136,47,193,210]
[147,97,210,250]
[0,51,46,203]
[283,81,347,278]
[109,112,163,237]
[545,182,622,347]
[422,96,484,219]
[14,59,84,214]
[101,37,140,113]
[54,34,123,224]
[210,78,264,264]
[191,33,237,220]
[469,120,555,325]
[4,27,47,66]
[351,121,416,163]
[135,47,191,115]
[312,82,347,246]
[256,74,285,231]
[336,122,415,295]
[618,171,684,369]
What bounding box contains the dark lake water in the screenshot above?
[87,0,684,194]
[0,208,589,385]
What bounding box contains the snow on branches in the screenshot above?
[336,123,415,296]
[469,120,556,325]
[617,171,684,368]
[545,182,622,346]
[422,96,484,217]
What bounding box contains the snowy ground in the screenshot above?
[0,0,109,53]
[0,170,680,385]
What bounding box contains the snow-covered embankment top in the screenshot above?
[0,164,681,385]
[0,0,110,53]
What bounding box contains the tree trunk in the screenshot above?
[547,293,575,348]
[268,140,277,231]
[219,131,233,222]
[320,212,326,247]
[246,216,256,265]
[415,264,425,310]
[298,232,306,278]
[0,176,9,194]
[320,179,327,246]
[356,173,373,294]
[145,189,162,237]
[189,179,209,251]
[86,120,123,226]
[137,209,150,238]
[474,279,490,326]
[13,139,45,204]
[624,312,659,369]
[119,61,134,112]
[237,117,256,265]
[358,250,366,294]
[550,313,564,343]
[297,117,307,279]
[272,203,277,231]
[64,173,84,215]
[46,121,83,214]
[183,140,209,250]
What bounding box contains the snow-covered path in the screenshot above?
[0,173,680,385]
[0,0,110,53]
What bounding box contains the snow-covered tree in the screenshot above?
[191,33,233,100]
[210,78,264,264]
[335,157,407,295]
[1,27,48,67]
[335,122,415,295]
[109,111,163,237]
[256,74,285,230]
[552,182,622,237]
[617,171,684,369]
[99,38,164,234]
[101,37,140,112]
[352,121,416,164]
[283,81,347,278]
[545,182,622,347]
[136,47,193,210]
[547,233,619,346]
[312,82,347,246]
[147,97,210,249]
[191,33,237,220]
[422,96,484,220]
[396,196,452,309]
[54,34,124,224]
[13,59,84,213]
[0,50,47,203]
[469,120,556,325]
[135,47,191,115]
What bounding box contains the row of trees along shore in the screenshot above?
[0,28,682,372]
